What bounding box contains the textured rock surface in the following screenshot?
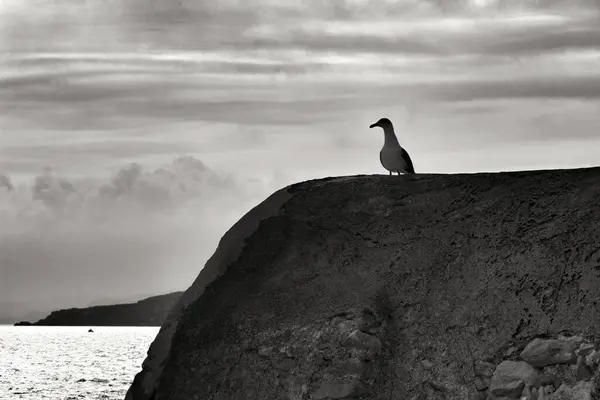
[522,338,580,367]
[126,168,600,400]
[489,361,541,398]
[551,381,592,399]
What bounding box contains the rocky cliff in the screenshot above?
[26,292,182,326]
[126,168,600,400]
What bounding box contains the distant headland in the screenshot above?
[13,292,182,327]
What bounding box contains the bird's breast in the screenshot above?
[380,146,407,172]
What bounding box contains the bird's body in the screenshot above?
[380,146,414,175]
[369,117,415,175]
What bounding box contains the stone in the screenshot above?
[475,376,490,390]
[558,336,583,345]
[357,308,378,332]
[312,358,367,399]
[341,330,382,351]
[421,359,434,370]
[491,378,525,399]
[475,361,497,378]
[258,346,274,357]
[521,339,578,367]
[585,350,599,368]
[327,358,365,375]
[490,361,543,399]
[314,353,326,366]
[470,391,488,400]
[284,347,294,358]
[274,358,296,371]
[312,382,363,399]
[506,346,519,357]
[521,385,533,399]
[540,369,563,390]
[549,381,592,400]
[538,385,554,400]
[550,384,571,400]
[575,356,593,381]
[576,344,595,357]
[571,381,592,400]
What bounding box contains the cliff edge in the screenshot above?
[126,168,600,400]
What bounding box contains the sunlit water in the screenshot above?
[0,325,159,400]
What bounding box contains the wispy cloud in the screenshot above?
[0,156,276,310]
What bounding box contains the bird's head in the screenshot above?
[369,117,393,130]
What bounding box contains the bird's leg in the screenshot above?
[389,171,392,176]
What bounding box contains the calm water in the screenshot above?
[0,325,159,400]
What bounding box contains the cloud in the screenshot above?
[0,156,276,312]
[485,26,600,55]
[430,75,600,101]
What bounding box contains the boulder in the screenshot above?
[489,361,542,399]
[549,381,592,400]
[521,338,579,367]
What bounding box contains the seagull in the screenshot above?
[369,117,415,175]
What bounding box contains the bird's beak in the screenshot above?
[369,123,377,129]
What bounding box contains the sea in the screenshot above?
[0,325,159,400]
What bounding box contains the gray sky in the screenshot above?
[1,0,600,318]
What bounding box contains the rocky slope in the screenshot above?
[126,168,600,400]
[23,292,183,326]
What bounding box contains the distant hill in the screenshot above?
[15,292,183,326]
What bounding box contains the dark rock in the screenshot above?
[550,381,592,400]
[585,350,599,368]
[124,169,600,400]
[474,376,490,390]
[312,358,368,399]
[274,358,295,371]
[492,379,525,399]
[521,338,579,367]
[312,382,367,399]
[341,330,381,351]
[257,346,273,357]
[475,361,496,378]
[357,308,378,332]
[470,390,488,400]
[571,381,593,399]
[505,346,518,357]
[421,359,434,370]
[540,370,564,389]
[522,385,533,399]
[577,344,596,357]
[576,356,594,382]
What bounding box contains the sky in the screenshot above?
[1,0,600,319]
